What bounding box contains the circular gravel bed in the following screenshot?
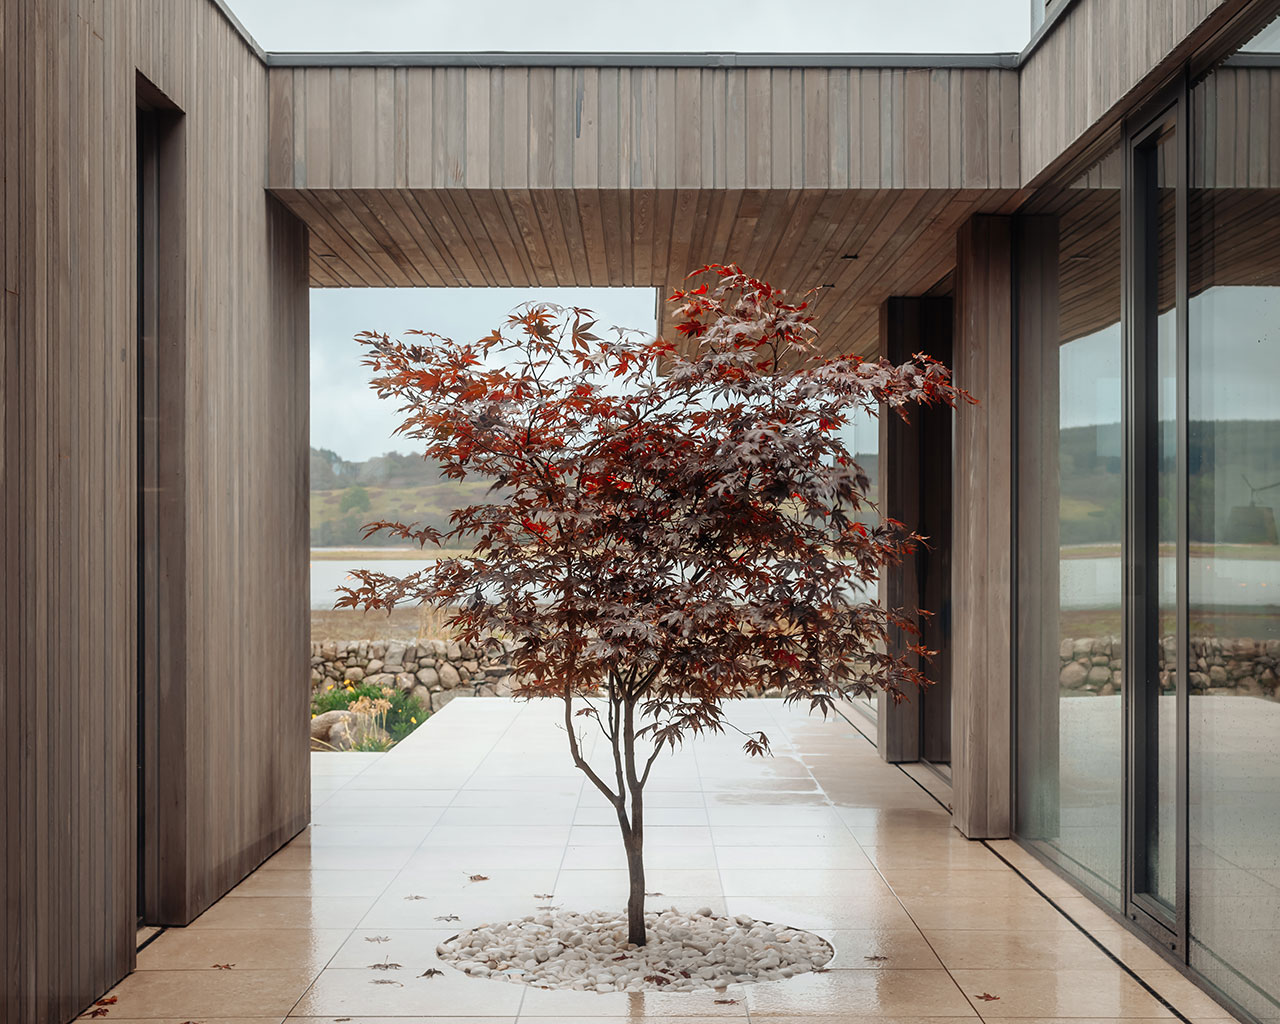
[436,907,834,992]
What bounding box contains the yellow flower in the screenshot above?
[410,717,417,724]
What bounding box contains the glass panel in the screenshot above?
[1187,66,1280,1022]
[1016,146,1125,908]
[1145,125,1179,911]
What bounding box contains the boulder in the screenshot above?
[310,709,350,743]
[396,671,416,692]
[365,672,395,690]
[411,684,433,706]
[416,666,440,687]
[328,714,391,751]
[343,666,365,683]
[384,641,407,670]
[439,663,462,688]
[1086,665,1112,687]
[1059,662,1088,690]
[366,659,384,675]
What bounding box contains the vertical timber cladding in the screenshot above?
[951,216,1015,839]
[876,297,954,764]
[1,2,309,1021]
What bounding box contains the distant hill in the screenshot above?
[310,446,882,548]
[310,448,493,547]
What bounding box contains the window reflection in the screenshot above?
[1016,146,1125,907]
[1188,64,1280,1020]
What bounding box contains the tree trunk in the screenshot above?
[624,826,646,946]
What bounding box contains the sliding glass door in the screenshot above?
[1018,42,1280,1022]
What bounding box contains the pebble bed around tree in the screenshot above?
[436,907,834,992]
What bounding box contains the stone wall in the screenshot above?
[1059,636,1279,699]
[312,637,519,714]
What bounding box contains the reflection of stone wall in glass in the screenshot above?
[1057,636,1279,699]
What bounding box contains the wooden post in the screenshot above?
[952,216,1014,839]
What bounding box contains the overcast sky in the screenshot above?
[226,0,1032,54]
[312,287,660,461]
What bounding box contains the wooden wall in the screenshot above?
[268,64,1021,193]
[265,63,1022,358]
[1019,0,1232,184]
[951,216,1015,839]
[1,2,310,1021]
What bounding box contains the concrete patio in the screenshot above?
[104,698,1241,1022]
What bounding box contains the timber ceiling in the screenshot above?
[267,64,1024,357]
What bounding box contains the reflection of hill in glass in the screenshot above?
[1059,421,1280,546]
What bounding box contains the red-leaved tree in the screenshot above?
[338,265,969,946]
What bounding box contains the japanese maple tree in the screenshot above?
[338,265,969,946]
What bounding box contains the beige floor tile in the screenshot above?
[560,844,720,870]
[517,984,750,1016]
[108,1019,285,1024]
[724,894,917,931]
[945,969,1175,1018]
[136,927,350,972]
[189,896,376,930]
[294,824,435,847]
[894,895,1079,932]
[860,844,1007,872]
[261,843,419,872]
[290,1019,514,1024]
[719,868,888,899]
[822,928,945,969]
[712,826,858,847]
[291,967,525,1016]
[101,969,317,1018]
[920,929,1114,971]
[1142,971,1239,1019]
[713,845,875,870]
[745,1018,975,1024]
[744,969,977,1016]
[407,845,567,871]
[879,869,1054,901]
[227,868,398,898]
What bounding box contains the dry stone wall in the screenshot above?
[312,637,520,713]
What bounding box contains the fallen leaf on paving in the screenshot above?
[365,936,391,943]
[404,894,427,901]
[533,892,554,899]
[714,999,739,1005]
[976,993,1001,1001]
[435,914,460,922]
[370,979,403,986]
[536,904,561,911]
[211,964,234,970]
[468,874,489,882]
[863,954,889,962]
[94,1000,118,1007]
[86,1011,110,1019]
[369,959,402,970]
[420,968,444,978]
